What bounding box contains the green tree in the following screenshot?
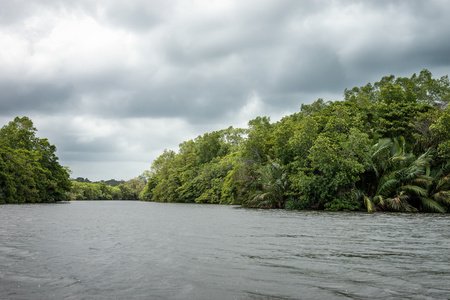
[125,178,146,199]
[374,100,433,143]
[430,107,450,160]
[243,116,274,164]
[139,176,158,201]
[364,138,446,212]
[0,116,37,150]
[369,151,432,212]
[345,69,450,108]
[195,131,229,165]
[272,112,304,165]
[139,69,449,213]
[411,110,442,154]
[0,147,42,203]
[247,160,288,208]
[425,162,450,212]
[409,69,450,107]
[193,156,234,204]
[0,117,71,204]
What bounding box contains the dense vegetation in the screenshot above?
[68,178,145,201]
[0,117,71,204]
[140,70,450,212]
[72,177,125,187]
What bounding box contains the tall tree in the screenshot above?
[0,117,71,203]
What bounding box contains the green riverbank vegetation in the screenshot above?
[140,70,450,212]
[0,117,71,203]
[0,117,147,203]
[68,178,145,201]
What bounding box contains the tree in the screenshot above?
[345,69,450,108]
[425,162,450,212]
[286,104,370,211]
[139,69,449,213]
[243,116,274,164]
[0,117,71,203]
[409,69,450,108]
[0,116,37,151]
[303,128,370,211]
[247,160,288,208]
[139,176,158,201]
[193,156,234,204]
[370,150,432,212]
[411,110,441,154]
[0,147,42,203]
[375,100,433,143]
[430,107,450,160]
[195,131,229,165]
[124,178,146,199]
[364,138,447,212]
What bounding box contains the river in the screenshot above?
[1,201,449,299]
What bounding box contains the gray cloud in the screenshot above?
[97,0,176,32]
[0,81,75,114]
[1,0,450,180]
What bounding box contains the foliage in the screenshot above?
[430,107,450,160]
[324,195,362,211]
[68,178,145,200]
[140,69,450,213]
[243,116,274,164]
[247,160,288,208]
[362,138,450,213]
[426,162,450,212]
[0,117,71,204]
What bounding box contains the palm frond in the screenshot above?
[370,138,394,175]
[404,165,426,181]
[400,184,428,197]
[371,139,392,161]
[387,195,417,212]
[413,151,433,169]
[249,159,287,208]
[364,196,375,213]
[421,197,446,213]
[392,137,404,156]
[432,191,450,205]
[436,175,450,191]
[412,176,432,188]
[372,195,385,208]
[377,178,399,196]
[391,155,408,163]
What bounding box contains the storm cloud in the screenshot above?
[1,0,449,180]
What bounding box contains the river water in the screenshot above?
[1,201,449,300]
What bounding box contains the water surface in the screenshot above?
[1,201,449,299]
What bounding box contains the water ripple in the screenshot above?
[1,201,449,299]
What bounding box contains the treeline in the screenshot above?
[68,178,145,200]
[0,117,71,204]
[72,177,125,187]
[140,69,450,212]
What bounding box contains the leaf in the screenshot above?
[421,197,446,213]
[364,196,375,213]
[400,184,428,197]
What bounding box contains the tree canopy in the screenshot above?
[67,178,145,201]
[0,117,71,204]
[140,69,450,212]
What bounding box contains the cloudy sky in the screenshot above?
[1,0,449,181]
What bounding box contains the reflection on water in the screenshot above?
[1,201,449,299]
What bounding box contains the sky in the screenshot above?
[1,0,450,181]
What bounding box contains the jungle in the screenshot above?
[140,69,450,212]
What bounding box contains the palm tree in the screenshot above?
[248,160,288,208]
[421,162,450,212]
[364,137,441,212]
